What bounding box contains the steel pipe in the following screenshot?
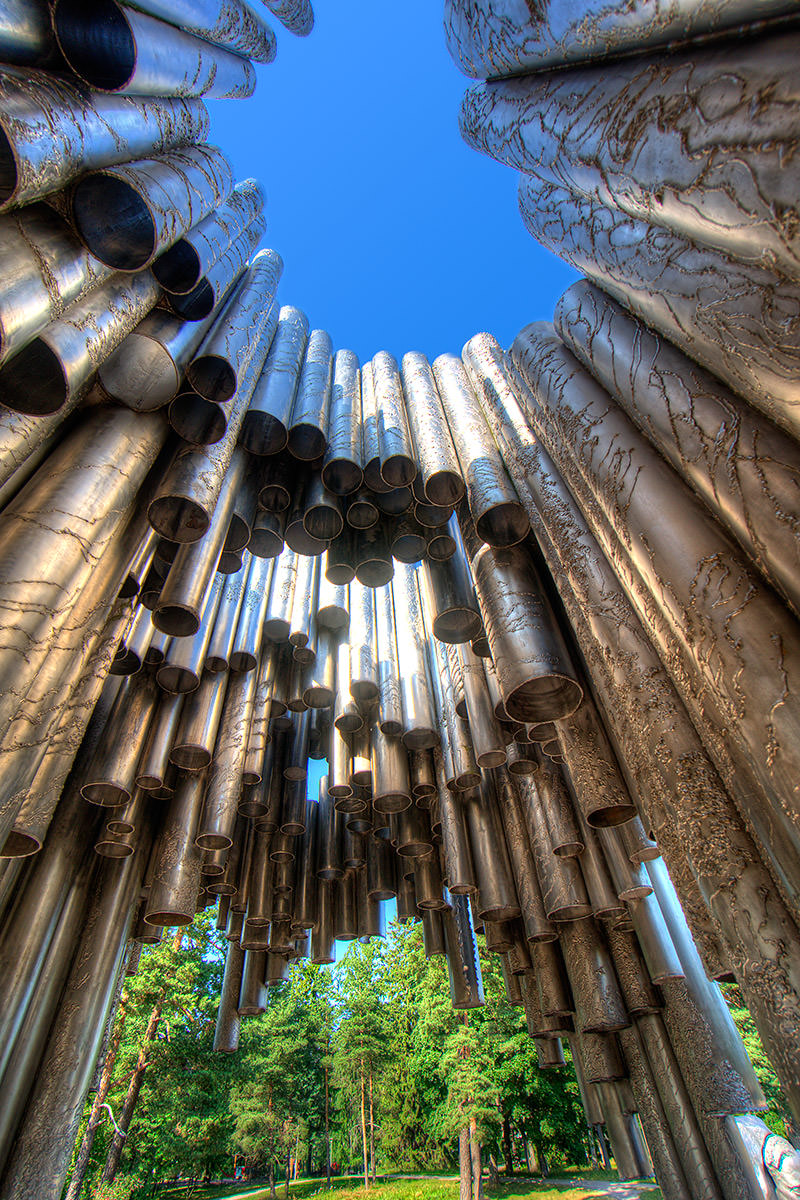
[167,226,254,320]
[469,540,582,724]
[206,563,247,671]
[230,553,274,671]
[462,779,520,921]
[260,0,313,36]
[169,669,228,770]
[154,178,264,293]
[323,349,363,494]
[355,520,393,587]
[371,350,416,487]
[54,0,257,98]
[310,878,336,964]
[81,670,160,806]
[374,583,403,735]
[197,669,258,848]
[288,328,333,461]
[518,774,591,922]
[157,571,223,692]
[349,579,379,702]
[392,564,438,749]
[400,352,464,507]
[434,352,528,546]
[145,772,205,925]
[371,729,412,814]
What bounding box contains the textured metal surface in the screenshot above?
[55,0,256,98]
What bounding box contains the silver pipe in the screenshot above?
[100,0,277,62]
[54,0,257,98]
[288,328,333,461]
[153,179,264,293]
[400,352,464,507]
[323,349,363,494]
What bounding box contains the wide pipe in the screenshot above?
[54,0,257,99]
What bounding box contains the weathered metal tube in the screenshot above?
[153,178,263,294]
[0,202,115,369]
[0,834,148,1200]
[206,563,247,671]
[81,670,161,806]
[421,552,481,646]
[213,941,244,1052]
[292,803,318,929]
[288,328,333,461]
[494,768,556,942]
[560,917,630,1033]
[238,951,267,1015]
[433,352,528,546]
[355,520,393,587]
[107,0,277,61]
[365,833,397,901]
[469,540,582,724]
[555,695,637,827]
[156,570,223,693]
[442,892,484,1008]
[400,352,464,507]
[154,449,247,634]
[436,782,476,895]
[101,307,222,413]
[136,692,184,790]
[241,306,308,456]
[371,729,412,815]
[322,349,363,494]
[0,265,160,413]
[169,668,228,770]
[303,626,336,709]
[372,351,416,487]
[310,878,335,964]
[373,583,403,735]
[72,144,233,273]
[457,643,506,768]
[197,669,258,848]
[462,778,521,921]
[303,474,344,543]
[54,0,256,98]
[230,553,273,672]
[186,249,283,403]
[145,772,205,925]
[391,564,438,749]
[166,225,255,320]
[263,545,297,641]
[260,0,313,36]
[518,774,591,922]
[349,579,379,703]
[396,803,433,858]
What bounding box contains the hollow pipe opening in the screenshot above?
[72,173,156,271]
[169,279,216,321]
[0,124,18,207]
[154,241,203,294]
[0,340,67,414]
[54,0,136,92]
[168,392,227,446]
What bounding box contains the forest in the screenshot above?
[64,913,788,1200]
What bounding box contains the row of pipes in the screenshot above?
[0,1,799,1198]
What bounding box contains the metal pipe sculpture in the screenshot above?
[0,7,797,1199]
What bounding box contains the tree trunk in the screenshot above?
[270,1161,276,1199]
[101,931,181,1184]
[324,1060,331,1189]
[501,1117,513,1176]
[359,1055,369,1190]
[64,989,129,1200]
[469,1116,483,1200]
[459,1127,472,1200]
[285,1143,290,1199]
[534,1141,548,1178]
[368,1067,376,1182]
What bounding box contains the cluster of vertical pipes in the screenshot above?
[0,1,799,1198]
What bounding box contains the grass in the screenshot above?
[199,1175,664,1200]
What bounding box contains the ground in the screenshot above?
[199,1174,663,1200]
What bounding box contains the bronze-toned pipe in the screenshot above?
[421,908,446,957]
[397,804,433,858]
[242,307,308,455]
[1,831,150,1200]
[230,553,274,672]
[238,951,267,1015]
[371,729,412,814]
[80,670,160,807]
[529,748,583,856]
[367,833,397,900]
[357,864,386,942]
[214,941,244,1051]
[323,349,363,494]
[617,1025,692,1200]
[250,507,286,559]
[170,668,228,771]
[517,774,591,922]
[244,827,272,933]
[457,643,506,768]
[0,202,116,372]
[344,826,367,869]
[433,352,528,546]
[349,579,379,702]
[283,706,310,784]
[494,768,556,943]
[148,305,280,544]
[154,449,247,635]
[469,540,582,724]
[316,784,344,881]
[334,635,362,733]
[400,352,464,506]
[156,570,223,693]
[308,877,335,964]
[396,869,418,923]
[560,917,630,1034]
[442,892,485,1008]
[461,780,521,921]
[598,829,655,902]
[288,328,333,461]
[197,669,258,848]
[621,818,660,864]
[372,351,416,488]
[555,696,637,827]
[145,772,205,925]
[392,564,438,749]
[435,780,476,894]
[574,812,625,921]
[413,849,447,910]
[334,869,358,941]
[421,553,481,645]
[244,647,275,784]
[409,750,436,802]
[206,563,247,671]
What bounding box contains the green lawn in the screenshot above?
[199,1175,663,1200]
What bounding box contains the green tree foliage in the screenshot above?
[71,916,596,1197]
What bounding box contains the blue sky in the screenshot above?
[209,0,577,363]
